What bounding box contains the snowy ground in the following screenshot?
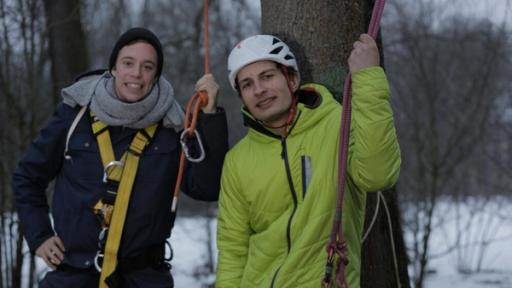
[414,198,512,288]
[171,217,218,287]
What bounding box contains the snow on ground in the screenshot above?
[171,217,217,287]
[416,198,512,288]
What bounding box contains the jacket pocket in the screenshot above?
[63,132,103,180]
[137,130,179,180]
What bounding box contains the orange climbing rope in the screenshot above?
[171,0,210,213]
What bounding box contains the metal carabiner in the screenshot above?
[179,128,206,163]
[102,160,124,183]
[98,227,108,249]
[94,250,104,272]
[164,240,174,261]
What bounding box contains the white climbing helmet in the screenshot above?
[227,34,299,91]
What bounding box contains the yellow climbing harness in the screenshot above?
[89,111,158,288]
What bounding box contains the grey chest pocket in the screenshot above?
[301,155,312,198]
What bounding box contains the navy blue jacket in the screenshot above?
[13,102,228,270]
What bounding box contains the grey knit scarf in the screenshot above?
[61,71,184,131]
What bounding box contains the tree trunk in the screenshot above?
[361,189,410,288]
[43,0,88,104]
[261,1,410,287]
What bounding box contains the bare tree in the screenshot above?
[43,0,88,104]
[1,0,49,287]
[483,43,512,196]
[260,1,410,287]
[0,0,87,286]
[80,0,130,69]
[383,1,511,287]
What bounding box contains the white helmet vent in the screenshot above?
[269,46,284,55]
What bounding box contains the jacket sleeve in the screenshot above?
[12,103,75,252]
[182,108,229,201]
[215,153,250,287]
[348,66,401,192]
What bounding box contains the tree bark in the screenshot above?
[43,0,88,104]
[361,189,410,288]
[261,1,410,287]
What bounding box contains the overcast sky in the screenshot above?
[437,0,511,26]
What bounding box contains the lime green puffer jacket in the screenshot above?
[216,67,401,288]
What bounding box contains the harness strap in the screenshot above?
[91,115,116,168]
[89,112,158,288]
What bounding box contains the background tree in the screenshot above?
[260,1,410,287]
[1,0,49,287]
[384,0,511,287]
[43,0,88,104]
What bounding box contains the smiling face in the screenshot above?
[237,60,299,127]
[111,41,158,102]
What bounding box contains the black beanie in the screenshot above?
[109,27,164,78]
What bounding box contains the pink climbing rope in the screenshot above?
[323,0,387,287]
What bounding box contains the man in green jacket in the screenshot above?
[216,34,401,288]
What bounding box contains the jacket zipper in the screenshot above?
[270,138,298,288]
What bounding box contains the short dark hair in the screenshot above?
[234,62,298,95]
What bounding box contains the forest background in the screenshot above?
[1,0,511,287]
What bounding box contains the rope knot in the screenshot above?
[334,238,350,288]
[334,239,349,266]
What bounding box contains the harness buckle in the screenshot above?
[179,128,206,163]
[98,227,108,248]
[93,201,115,227]
[102,160,124,183]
